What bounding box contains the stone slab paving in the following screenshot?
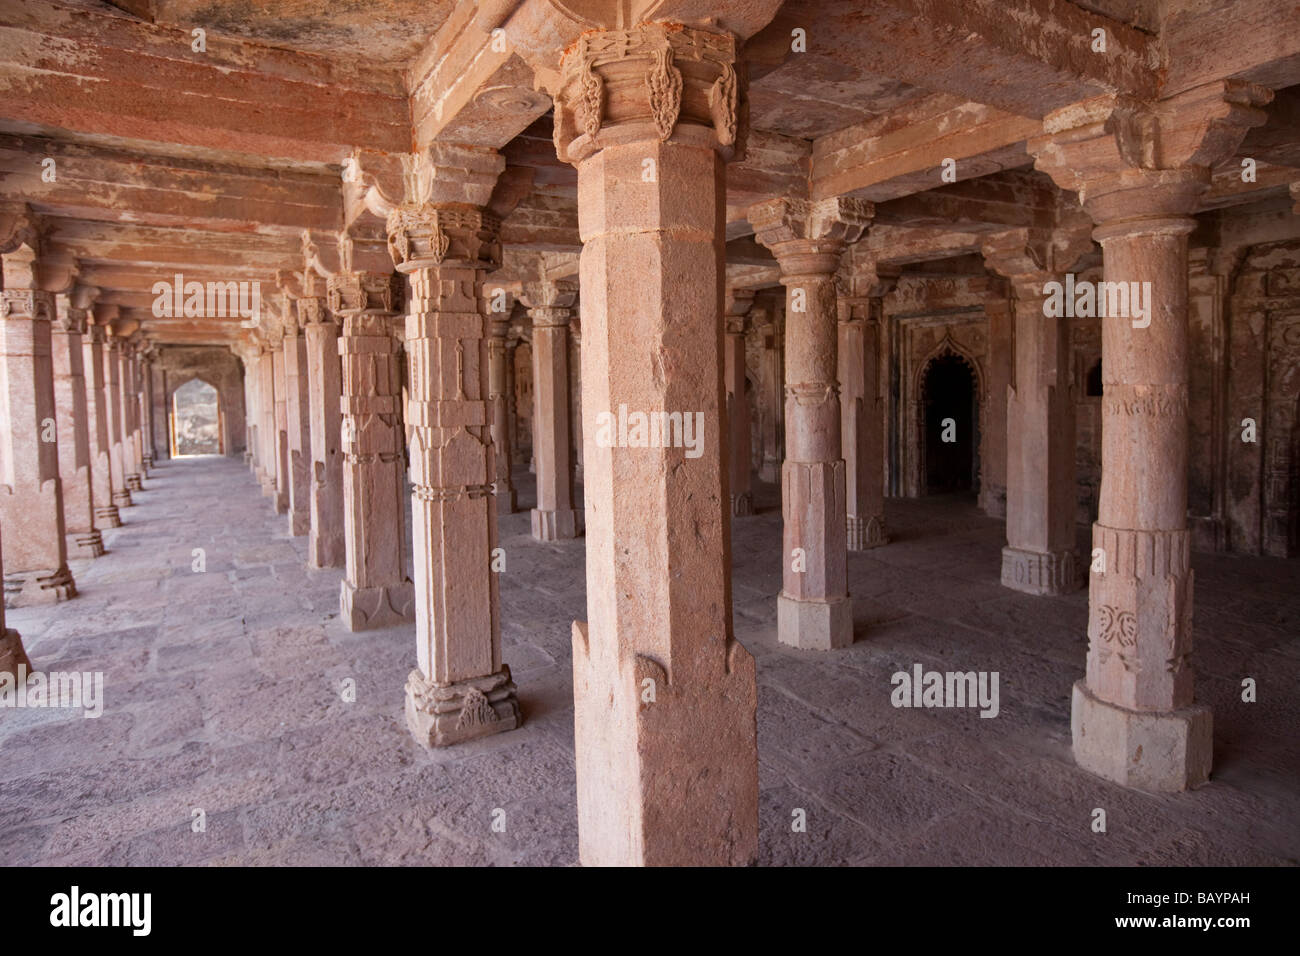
[2,456,1296,866]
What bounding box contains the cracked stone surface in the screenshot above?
[1,456,1296,866]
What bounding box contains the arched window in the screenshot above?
[171,379,222,456]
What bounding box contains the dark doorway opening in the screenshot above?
[923,354,977,494]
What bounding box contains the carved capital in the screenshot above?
[750,197,873,277]
[550,23,741,164]
[519,278,577,318]
[1031,81,1272,228]
[386,203,502,273]
[327,271,402,316]
[296,295,333,327]
[981,223,1094,298]
[54,293,89,334]
[0,288,53,322]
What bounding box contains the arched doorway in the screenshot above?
[171,378,222,456]
[921,353,978,494]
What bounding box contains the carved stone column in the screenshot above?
[82,322,120,528]
[1,239,76,606]
[270,328,289,514]
[283,312,312,535]
[546,20,759,866]
[983,223,1092,595]
[300,296,345,568]
[521,279,580,540]
[505,333,520,474]
[139,346,157,469]
[329,268,414,630]
[1032,81,1271,791]
[102,337,132,508]
[386,183,520,744]
[258,346,277,497]
[487,313,516,513]
[757,305,784,483]
[724,288,754,517]
[751,196,872,650]
[52,292,104,559]
[120,340,143,492]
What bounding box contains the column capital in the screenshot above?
[296,294,334,327]
[981,223,1095,300]
[836,249,899,302]
[520,278,578,325]
[548,22,742,164]
[724,287,754,335]
[386,203,502,273]
[54,292,90,334]
[327,271,403,317]
[1030,81,1272,229]
[749,197,873,277]
[1,288,54,322]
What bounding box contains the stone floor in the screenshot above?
[2,455,1297,866]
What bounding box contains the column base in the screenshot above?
[731,492,753,517]
[4,566,77,608]
[125,473,143,492]
[531,508,581,541]
[273,491,288,515]
[143,454,154,469]
[405,666,521,747]
[847,514,887,550]
[0,628,30,677]
[1000,546,1080,595]
[1071,680,1212,792]
[67,529,106,560]
[777,593,853,650]
[112,489,134,508]
[94,505,122,529]
[339,579,414,631]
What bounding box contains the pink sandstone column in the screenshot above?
[837,287,890,550]
[487,315,516,513]
[328,268,414,630]
[258,347,277,498]
[270,335,289,514]
[119,341,143,492]
[0,521,30,677]
[283,316,312,535]
[1032,83,1271,790]
[549,22,758,865]
[522,280,580,540]
[757,305,784,484]
[1,245,77,606]
[103,337,133,508]
[82,323,120,528]
[983,225,1091,595]
[139,347,156,470]
[300,296,345,568]
[751,196,872,650]
[725,289,754,517]
[52,293,104,559]
[387,188,521,745]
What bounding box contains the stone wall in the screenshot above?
[156,346,246,459]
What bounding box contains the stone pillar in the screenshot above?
[751,196,872,651]
[283,316,312,535]
[522,279,580,540]
[724,289,754,517]
[120,342,143,492]
[547,21,758,865]
[980,292,1013,517]
[270,335,289,514]
[487,313,516,513]
[0,244,76,606]
[300,296,345,568]
[1031,81,1271,791]
[258,347,277,498]
[150,356,167,463]
[837,292,889,551]
[140,348,156,469]
[983,225,1092,595]
[82,323,120,528]
[387,180,521,745]
[103,338,133,508]
[328,268,414,630]
[505,333,520,477]
[757,306,784,483]
[52,293,104,559]
[0,521,30,677]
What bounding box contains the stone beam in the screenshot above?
[0,1,408,164]
[765,0,1157,119]
[811,94,1041,203]
[1163,0,1300,96]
